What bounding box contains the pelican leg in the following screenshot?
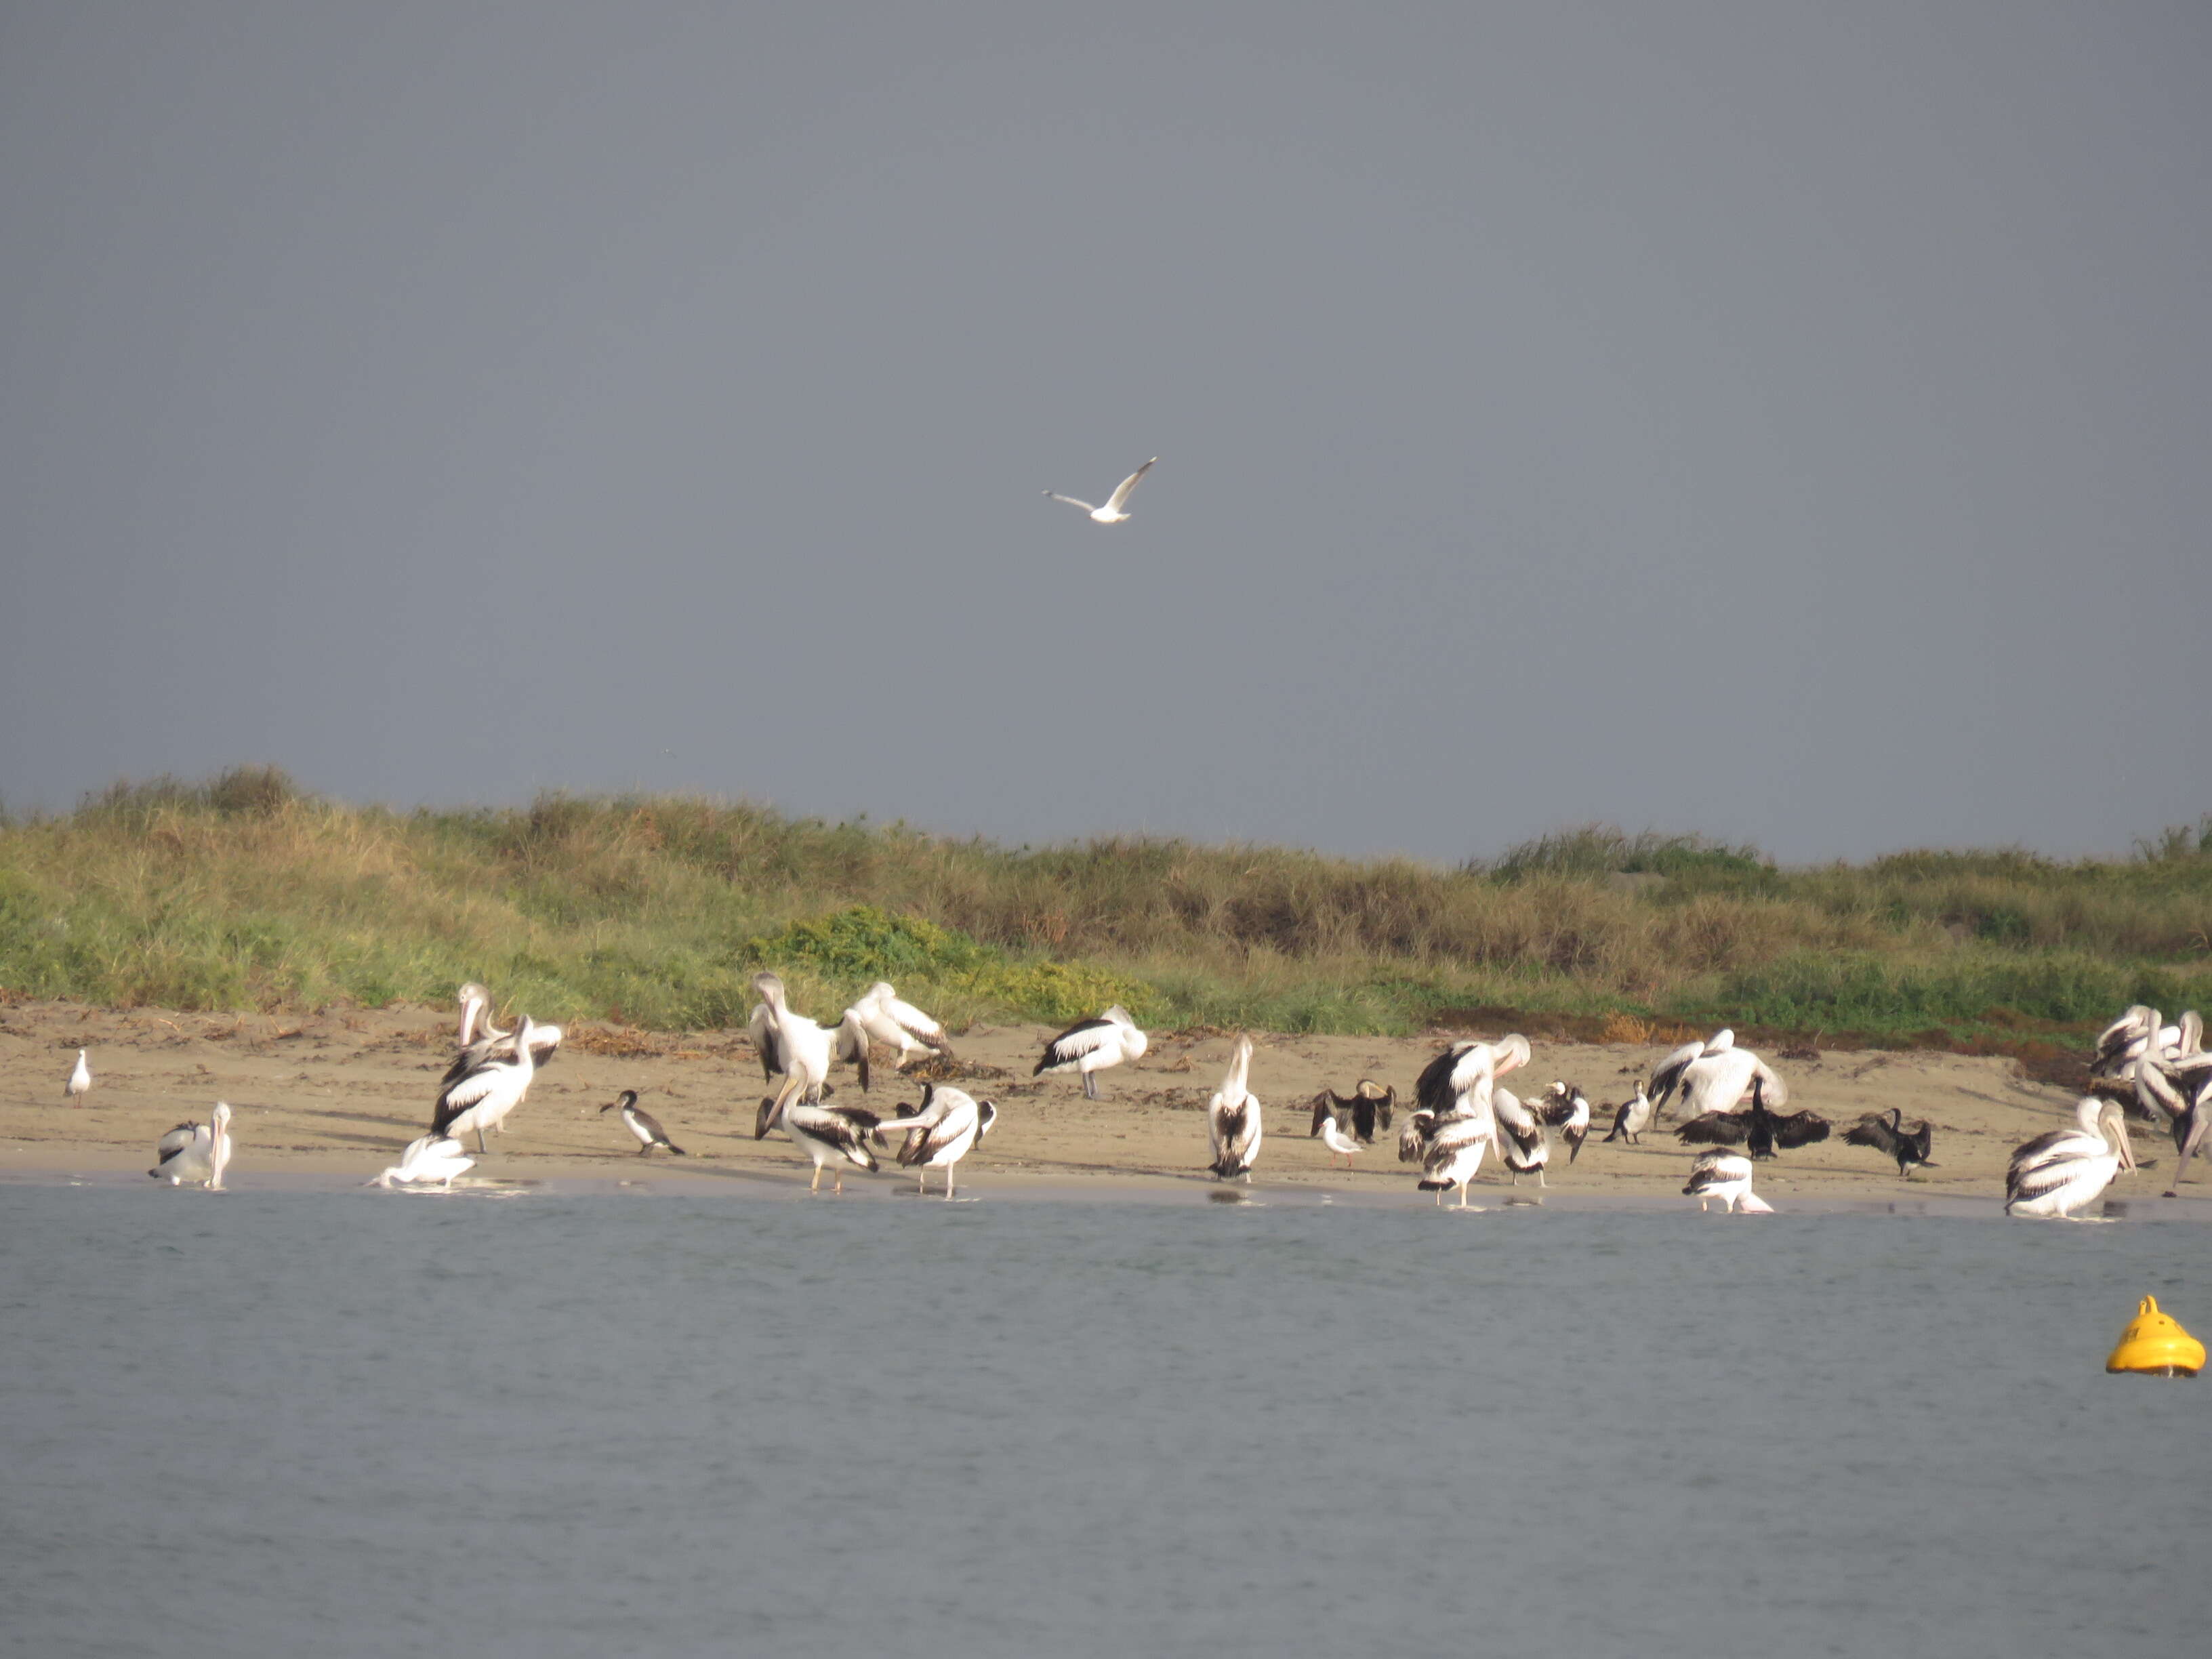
[476,1126,489,1155]
[809,1164,823,1193]
[1538,1169,1547,1189]
[945,1166,956,1201]
[1083,1070,1099,1101]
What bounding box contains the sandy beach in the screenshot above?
[3,996,2201,1211]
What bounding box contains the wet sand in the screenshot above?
[2,998,2200,1211]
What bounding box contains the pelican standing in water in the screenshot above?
[370,1132,475,1188]
[1206,1036,1263,1183]
[150,1102,233,1189]
[602,1090,686,1156]
[1683,1149,1770,1214]
[65,1049,91,1108]
[756,1088,884,1194]
[1034,1005,1149,1099]
[882,1083,996,1197]
[1043,457,1156,525]
[2005,1097,2136,1218]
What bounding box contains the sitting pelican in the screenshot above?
[1602,1084,1653,1145]
[432,1015,539,1153]
[1843,1107,1936,1178]
[65,1049,91,1108]
[370,1132,475,1188]
[1033,1005,1149,1099]
[847,983,954,1073]
[150,1102,232,1189]
[1043,457,1155,525]
[2005,1097,2136,1219]
[1683,1149,1769,1214]
[1315,1113,1362,1168]
[1206,1036,1263,1183]
[602,1090,686,1155]
[882,1083,996,1198]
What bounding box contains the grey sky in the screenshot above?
[3,3,2206,863]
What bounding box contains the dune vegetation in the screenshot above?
[2,769,2207,1068]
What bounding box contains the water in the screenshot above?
[2,1185,2207,1658]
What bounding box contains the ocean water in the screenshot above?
[1,1184,2206,1659]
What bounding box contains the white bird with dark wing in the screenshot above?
[2131,1046,2212,1197]
[371,1132,475,1188]
[65,1048,91,1108]
[1601,1083,1653,1145]
[850,983,954,1072]
[2005,1097,2136,1219]
[441,987,560,1140]
[1538,1081,1592,1164]
[1683,1149,1769,1214]
[1033,1005,1149,1099]
[751,972,851,1119]
[1676,1041,1788,1120]
[1206,1036,1263,1183]
[602,1090,686,1155]
[755,1088,884,1194]
[1493,1088,1550,1185]
[881,1083,996,1197]
[1647,1028,1734,1118]
[1417,1112,1494,1206]
[150,1102,233,1189]
[1044,457,1156,525]
[1414,1034,1532,1120]
[431,1015,539,1153]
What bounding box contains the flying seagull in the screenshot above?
[1044,457,1156,525]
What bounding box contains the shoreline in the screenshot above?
[3,996,2200,1212]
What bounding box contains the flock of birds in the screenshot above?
[91,969,2204,1218]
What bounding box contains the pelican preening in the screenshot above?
[1414,1034,1532,1118]
[448,982,562,1082]
[604,1090,686,1156]
[752,972,845,1123]
[1843,1108,1936,1179]
[2124,1017,2212,1196]
[1416,1111,1493,1206]
[1034,1005,1149,1099]
[756,1088,884,1194]
[432,1014,539,1154]
[150,1102,232,1189]
[65,1049,91,1108]
[1683,1149,1771,1214]
[1648,1028,1734,1118]
[1493,1088,1549,1186]
[1206,1036,1263,1182]
[1538,1082,1591,1164]
[2089,1005,2202,1080]
[882,1083,997,1197]
[1043,457,1156,525]
[2005,1097,2136,1218]
[1310,1080,1395,1145]
[371,1132,475,1188]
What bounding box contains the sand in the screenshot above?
[5,996,2203,1212]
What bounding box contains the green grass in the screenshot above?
[2,769,2207,1050]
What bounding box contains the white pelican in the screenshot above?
[1043,457,1155,525]
[1206,1036,1263,1183]
[1602,1084,1652,1145]
[747,999,782,1082]
[752,972,837,1117]
[1414,1034,1531,1118]
[882,1083,995,1197]
[371,1132,475,1188]
[2005,1097,2136,1218]
[150,1102,232,1189]
[1315,1113,1361,1168]
[1033,1005,1148,1099]
[65,1049,91,1108]
[1683,1149,1765,1213]
[1679,1043,1787,1118]
[443,985,562,1119]
[1494,1088,1549,1185]
[432,1015,539,1153]
[2131,1051,2212,1197]
[1843,1108,1936,1178]
[1418,1113,1494,1206]
[756,1088,883,1194]
[602,1090,686,1155]
[848,982,954,1071]
[1648,1028,1736,1116]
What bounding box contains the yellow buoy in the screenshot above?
[2106,1295,2206,1377]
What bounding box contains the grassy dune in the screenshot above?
[2,770,2208,1059]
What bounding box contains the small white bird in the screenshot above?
[1044,457,1157,525]
[150,1102,233,1189]
[1206,1036,1263,1183]
[1316,1114,1361,1168]
[65,1049,91,1108]
[371,1132,475,1189]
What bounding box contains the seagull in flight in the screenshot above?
[1044,457,1156,525]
